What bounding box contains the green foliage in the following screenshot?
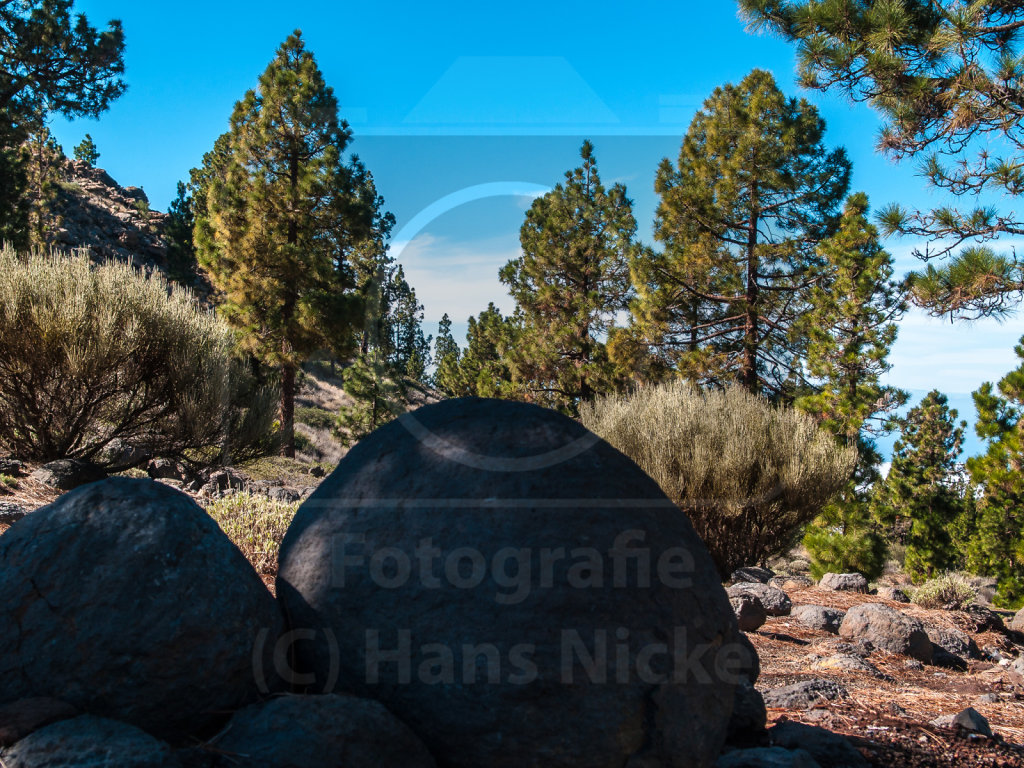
[0,0,125,245]
[872,391,967,582]
[500,141,635,415]
[804,437,888,581]
[964,340,1024,607]
[911,572,976,611]
[445,303,523,399]
[194,31,390,457]
[796,193,907,439]
[335,354,406,446]
[0,474,18,489]
[739,0,1024,317]
[73,133,99,166]
[433,313,462,396]
[636,68,850,395]
[24,125,65,248]
[580,380,856,578]
[165,180,197,285]
[205,492,298,575]
[0,245,277,469]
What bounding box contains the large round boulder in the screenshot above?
[838,604,932,664]
[214,694,436,768]
[277,399,743,768]
[0,478,283,739]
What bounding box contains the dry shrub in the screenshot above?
[0,246,277,468]
[205,492,298,575]
[580,381,856,578]
[911,572,976,610]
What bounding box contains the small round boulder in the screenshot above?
[277,399,742,768]
[0,478,283,738]
[2,715,175,768]
[819,573,869,593]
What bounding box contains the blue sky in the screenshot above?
[47,0,1024,457]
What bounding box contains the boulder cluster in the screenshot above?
[1,399,763,768]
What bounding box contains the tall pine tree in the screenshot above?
[873,391,967,582]
[637,69,851,395]
[500,141,635,415]
[194,32,387,456]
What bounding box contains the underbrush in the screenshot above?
[205,493,298,575]
[911,572,976,610]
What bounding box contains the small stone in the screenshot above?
[728,582,793,616]
[732,566,775,584]
[904,659,925,671]
[953,707,993,737]
[732,595,768,632]
[2,715,175,767]
[30,459,105,491]
[975,693,1000,705]
[0,501,27,525]
[1009,607,1024,633]
[762,679,847,709]
[819,573,869,593]
[771,574,813,592]
[0,458,23,475]
[812,654,883,678]
[791,605,845,634]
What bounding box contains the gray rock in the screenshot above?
[269,486,301,503]
[0,501,27,525]
[975,693,1000,705]
[791,605,845,634]
[1013,656,1024,677]
[0,458,23,475]
[812,654,883,678]
[1009,607,1024,633]
[926,625,981,661]
[0,478,282,739]
[213,694,437,768]
[716,747,822,768]
[768,722,868,767]
[819,573,868,593]
[970,577,998,604]
[0,698,78,747]
[877,586,910,603]
[931,707,992,737]
[839,604,933,664]
[727,582,792,616]
[97,440,150,469]
[732,595,768,632]
[965,604,1005,633]
[731,566,775,584]
[904,659,925,671]
[30,459,105,491]
[1,715,174,767]
[277,398,741,768]
[762,679,847,709]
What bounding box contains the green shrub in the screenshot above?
[0,246,278,468]
[804,504,887,581]
[580,381,856,578]
[205,492,298,575]
[911,572,976,610]
[0,473,17,488]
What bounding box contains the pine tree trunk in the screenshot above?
[742,208,760,394]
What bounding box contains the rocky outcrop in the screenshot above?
[0,478,283,739]
[277,398,742,768]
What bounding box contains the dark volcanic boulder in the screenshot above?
[0,478,282,739]
[30,459,105,491]
[731,595,768,632]
[791,605,845,634]
[839,604,933,664]
[819,573,868,593]
[214,694,436,768]
[277,399,741,768]
[727,582,792,616]
[2,715,174,767]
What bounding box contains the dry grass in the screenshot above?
[204,492,298,576]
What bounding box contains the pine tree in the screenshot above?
[500,140,635,415]
[194,32,387,457]
[24,125,65,248]
[73,134,99,166]
[638,69,851,395]
[872,391,967,582]
[739,1,1024,319]
[165,181,197,285]
[1,1,125,246]
[965,341,1024,607]
[453,303,521,399]
[335,354,405,447]
[433,313,462,396]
